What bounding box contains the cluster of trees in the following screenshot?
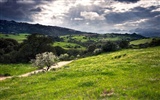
[130,38,160,49]
[85,40,129,56]
[0,34,56,63]
[0,34,82,64]
[1,33,159,64]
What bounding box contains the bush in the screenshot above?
[102,41,119,52]
[118,40,129,49]
[87,44,96,53]
[54,46,66,56]
[149,38,160,47]
[59,53,69,61]
[93,48,103,55]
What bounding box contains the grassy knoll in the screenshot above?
[0,33,29,43]
[0,47,160,100]
[60,34,127,43]
[130,38,152,45]
[0,64,36,76]
[54,42,86,50]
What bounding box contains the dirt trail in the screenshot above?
[0,61,73,81]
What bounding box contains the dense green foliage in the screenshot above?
[18,34,55,62]
[130,38,160,48]
[0,46,159,99]
[0,34,55,63]
[0,38,19,63]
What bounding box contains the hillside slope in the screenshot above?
[0,47,160,99]
[0,20,90,36]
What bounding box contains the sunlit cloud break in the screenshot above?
[0,0,160,36]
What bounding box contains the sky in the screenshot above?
[0,0,160,36]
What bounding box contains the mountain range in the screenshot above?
[0,20,151,38]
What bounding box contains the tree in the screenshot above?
[18,34,55,62]
[0,38,19,63]
[102,41,119,52]
[54,46,65,56]
[87,44,96,53]
[149,38,160,47]
[31,52,58,71]
[118,40,129,49]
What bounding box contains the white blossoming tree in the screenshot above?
[31,52,58,71]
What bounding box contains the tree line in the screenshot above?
[0,34,160,64]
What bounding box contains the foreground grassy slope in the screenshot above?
[0,47,160,99]
[0,64,36,76]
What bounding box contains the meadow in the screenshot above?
[0,64,36,76]
[0,33,29,43]
[0,46,159,100]
[130,38,152,45]
[53,42,86,50]
[0,33,146,50]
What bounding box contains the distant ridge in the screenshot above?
[0,20,94,36]
[0,20,145,39]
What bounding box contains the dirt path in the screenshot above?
[0,61,73,81]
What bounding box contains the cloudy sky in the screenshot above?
[0,0,160,36]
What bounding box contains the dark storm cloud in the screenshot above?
[133,15,160,37]
[0,0,159,36]
[134,28,160,37]
[114,0,140,3]
[105,6,160,24]
[30,7,42,12]
[0,0,49,21]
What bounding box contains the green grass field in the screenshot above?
[0,33,29,43]
[0,64,36,76]
[130,38,152,45]
[54,42,86,50]
[60,34,130,43]
[0,46,159,99]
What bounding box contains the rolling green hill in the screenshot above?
[0,46,159,99]
[53,42,86,50]
[0,33,29,43]
[0,33,145,51]
[130,38,153,45]
[0,64,36,76]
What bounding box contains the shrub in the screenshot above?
[59,53,69,61]
[118,40,129,49]
[149,38,160,47]
[54,46,65,56]
[93,48,103,55]
[102,41,119,52]
[87,44,96,53]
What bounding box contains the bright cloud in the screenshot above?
[80,11,105,20]
[0,0,160,36]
